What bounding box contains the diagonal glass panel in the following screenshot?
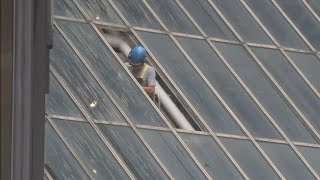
[139,129,206,180]
[112,0,163,30]
[56,20,167,127]
[259,142,314,180]
[211,0,274,45]
[74,0,124,24]
[138,31,244,136]
[276,0,320,50]
[244,0,309,50]
[221,138,280,180]
[46,74,84,118]
[286,51,320,92]
[51,29,125,123]
[180,133,243,180]
[214,42,317,144]
[144,0,201,35]
[306,0,320,18]
[179,0,237,40]
[252,47,320,135]
[45,122,90,180]
[53,119,130,180]
[53,0,84,18]
[178,37,281,140]
[298,146,320,174]
[43,175,48,180]
[98,125,169,179]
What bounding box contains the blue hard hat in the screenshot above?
[128,45,146,66]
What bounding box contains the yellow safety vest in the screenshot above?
[129,64,150,79]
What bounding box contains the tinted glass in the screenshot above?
[259,142,314,180]
[222,138,280,180]
[98,125,169,179]
[286,51,320,92]
[75,0,124,24]
[179,0,237,40]
[45,122,90,180]
[276,0,320,50]
[53,120,130,180]
[57,20,167,127]
[138,31,244,136]
[139,129,206,180]
[113,0,162,30]
[178,37,281,139]
[214,42,317,144]
[180,133,243,180]
[145,0,200,35]
[252,47,320,134]
[51,29,125,123]
[298,146,320,174]
[306,0,320,17]
[46,74,84,118]
[211,0,273,44]
[54,0,84,18]
[244,0,309,50]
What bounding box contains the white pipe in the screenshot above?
[104,35,131,58]
[104,34,195,131]
[155,82,194,130]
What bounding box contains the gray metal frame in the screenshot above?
[47,0,320,179]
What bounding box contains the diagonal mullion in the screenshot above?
[54,18,178,179]
[204,0,320,178]
[45,117,95,180]
[240,0,320,144]
[87,0,222,179]
[50,66,136,179]
[104,0,252,179]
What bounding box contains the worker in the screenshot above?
[126,45,156,96]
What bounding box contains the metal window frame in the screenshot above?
[48,114,320,148]
[110,0,251,178]
[240,0,320,144]
[53,20,176,179]
[50,66,136,179]
[69,0,223,179]
[46,117,95,179]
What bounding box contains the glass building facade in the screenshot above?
[45,0,320,179]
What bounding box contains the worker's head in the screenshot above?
[128,45,146,66]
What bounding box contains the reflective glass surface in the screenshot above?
[211,0,273,45]
[244,0,309,50]
[179,0,237,40]
[276,0,320,50]
[51,29,125,123]
[54,0,84,18]
[45,122,90,180]
[259,142,314,180]
[145,0,200,35]
[98,125,169,179]
[306,0,320,17]
[180,133,243,180]
[46,74,84,118]
[53,120,130,180]
[252,47,320,135]
[214,42,317,144]
[298,146,320,174]
[57,20,167,127]
[112,0,162,30]
[139,129,206,180]
[138,31,243,136]
[178,37,282,140]
[221,138,280,180]
[286,51,320,92]
[75,0,124,24]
